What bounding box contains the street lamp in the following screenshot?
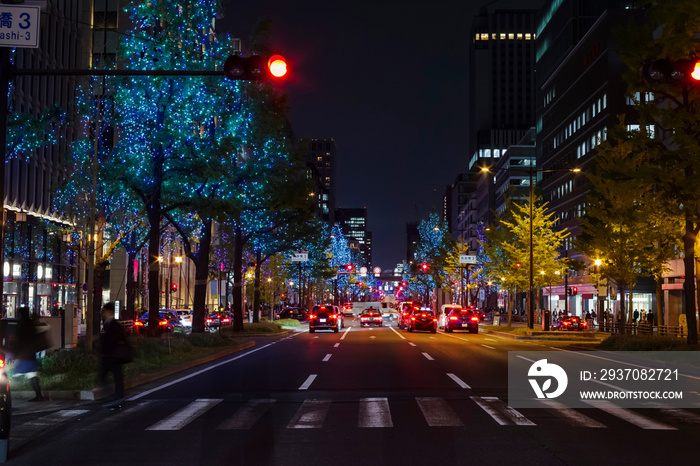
[481,164,581,329]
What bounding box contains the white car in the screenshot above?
[438,304,463,329]
[175,309,193,329]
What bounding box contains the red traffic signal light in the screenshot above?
[420,263,428,271]
[572,286,578,295]
[642,58,700,84]
[224,54,288,81]
[170,283,178,293]
[346,264,353,271]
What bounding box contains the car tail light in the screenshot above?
[309,314,316,319]
[206,318,212,323]
[223,318,230,323]
[471,317,479,321]
[411,317,416,321]
[0,359,4,369]
[449,316,459,321]
[332,314,337,319]
[433,318,437,322]
[159,320,168,326]
[134,321,144,326]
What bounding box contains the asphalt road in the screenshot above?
[7,318,700,465]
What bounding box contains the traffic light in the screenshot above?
[420,263,429,272]
[642,58,700,84]
[346,264,354,272]
[566,287,572,296]
[224,54,288,81]
[572,286,578,296]
[170,283,178,293]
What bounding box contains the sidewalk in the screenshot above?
[483,320,609,342]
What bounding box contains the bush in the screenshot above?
[274,319,301,330]
[598,334,699,351]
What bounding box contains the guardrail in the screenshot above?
[596,322,686,338]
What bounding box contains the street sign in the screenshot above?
[0,4,40,48]
[291,252,308,262]
[459,254,477,264]
[373,267,381,275]
[360,267,367,276]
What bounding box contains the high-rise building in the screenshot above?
[466,6,542,245]
[335,207,371,267]
[2,2,89,316]
[304,138,337,227]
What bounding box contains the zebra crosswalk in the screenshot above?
[12,395,695,440]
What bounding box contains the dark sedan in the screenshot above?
[444,308,479,333]
[309,305,342,333]
[407,308,437,333]
[275,307,309,322]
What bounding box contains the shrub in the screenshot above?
[598,334,699,351]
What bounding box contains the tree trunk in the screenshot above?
[655,274,664,326]
[126,247,137,322]
[253,250,261,323]
[232,224,245,332]
[190,218,212,334]
[682,216,698,345]
[92,260,107,335]
[147,203,162,337]
[507,287,514,327]
[619,282,626,334]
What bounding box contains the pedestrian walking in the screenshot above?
[647,311,654,326]
[13,307,45,402]
[99,302,131,405]
[633,309,639,323]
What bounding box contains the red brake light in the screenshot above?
[411,317,416,320]
[471,317,479,321]
[449,316,459,321]
[0,359,4,369]
[332,314,337,319]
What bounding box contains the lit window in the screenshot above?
[481,33,489,40]
[517,33,523,39]
[500,33,506,40]
[525,33,531,40]
[508,33,514,39]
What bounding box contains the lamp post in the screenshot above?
[481,165,581,329]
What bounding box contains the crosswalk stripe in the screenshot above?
[536,400,606,428]
[471,396,536,426]
[416,397,463,427]
[13,409,88,438]
[659,408,700,423]
[582,400,676,430]
[299,374,317,390]
[359,397,393,428]
[218,399,276,430]
[78,401,155,431]
[146,399,222,431]
[447,373,471,389]
[287,399,331,429]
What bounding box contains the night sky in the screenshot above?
[220,0,538,270]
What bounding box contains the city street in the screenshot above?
[7,320,700,465]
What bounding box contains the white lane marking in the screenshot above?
[370,336,377,339]
[471,396,536,426]
[13,410,89,438]
[659,408,700,423]
[422,352,434,361]
[359,397,393,427]
[447,373,471,389]
[516,355,536,363]
[147,399,222,431]
[408,342,417,347]
[440,332,470,343]
[340,327,352,340]
[481,344,496,350]
[299,374,317,390]
[322,354,332,362]
[334,343,340,348]
[389,326,406,340]
[537,400,606,428]
[128,332,303,401]
[217,399,276,430]
[416,397,464,427]
[581,400,676,430]
[484,338,497,342]
[287,399,331,429]
[313,336,319,339]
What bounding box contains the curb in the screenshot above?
[12,341,256,401]
[483,328,607,343]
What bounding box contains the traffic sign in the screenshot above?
[459,254,477,264]
[0,4,40,48]
[291,252,308,262]
[373,267,381,275]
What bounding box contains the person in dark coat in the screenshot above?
[14,307,43,401]
[99,302,128,402]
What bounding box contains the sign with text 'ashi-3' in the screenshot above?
[0,4,40,48]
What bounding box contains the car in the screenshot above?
[0,349,9,459]
[175,309,193,329]
[276,307,310,321]
[397,301,421,329]
[309,304,342,333]
[552,315,587,331]
[407,308,437,333]
[359,308,383,327]
[136,310,184,333]
[382,309,399,323]
[438,304,462,329]
[444,308,479,333]
[342,302,354,317]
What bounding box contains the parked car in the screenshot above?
[275,307,310,322]
[444,308,479,333]
[309,304,342,333]
[175,309,193,329]
[359,308,383,327]
[552,315,587,331]
[136,310,183,333]
[407,308,437,333]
